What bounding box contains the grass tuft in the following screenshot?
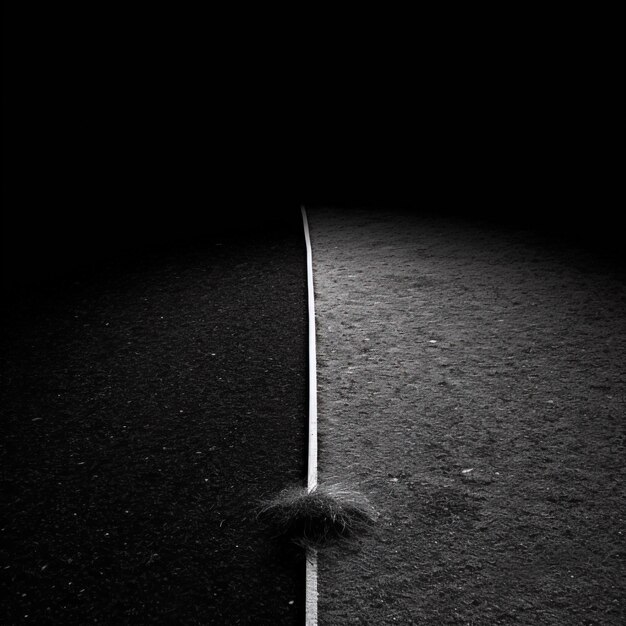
[257,481,378,548]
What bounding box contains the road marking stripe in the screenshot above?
[301,206,318,626]
[305,547,318,626]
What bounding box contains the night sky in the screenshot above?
[3,5,624,284]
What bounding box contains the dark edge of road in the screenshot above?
[1,209,308,624]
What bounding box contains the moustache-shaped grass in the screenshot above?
[257,481,378,549]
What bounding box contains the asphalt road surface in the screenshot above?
[1,211,308,624]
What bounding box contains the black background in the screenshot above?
[3,4,624,284]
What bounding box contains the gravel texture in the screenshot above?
[1,214,307,625]
[308,207,626,625]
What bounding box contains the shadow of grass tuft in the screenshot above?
[257,482,378,549]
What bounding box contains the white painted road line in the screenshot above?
[305,547,318,626]
[301,206,318,493]
[301,206,318,626]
